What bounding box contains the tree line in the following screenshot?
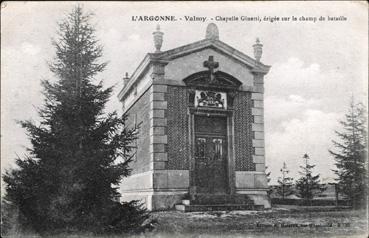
[268,101,367,208]
[270,154,326,204]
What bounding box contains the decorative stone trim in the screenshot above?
[253,85,264,93]
[151,84,167,93]
[150,92,165,101]
[251,108,263,116]
[150,118,167,127]
[254,148,265,155]
[253,131,264,140]
[151,60,169,81]
[251,93,263,100]
[151,135,168,144]
[149,109,165,119]
[253,100,264,108]
[151,101,167,110]
[252,155,265,163]
[149,83,169,171]
[252,139,264,148]
[149,144,166,153]
[151,161,166,170]
[253,74,264,84]
[137,78,264,93]
[251,89,265,173]
[255,164,265,172]
[152,152,168,162]
[253,115,263,124]
[121,80,265,115]
[252,123,264,132]
[150,127,166,136]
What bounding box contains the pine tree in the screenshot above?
[295,154,326,204]
[276,162,294,199]
[3,5,149,234]
[329,99,368,209]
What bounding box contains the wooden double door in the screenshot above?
[194,115,228,194]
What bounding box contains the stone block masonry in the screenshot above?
[149,84,168,170]
[251,91,265,173]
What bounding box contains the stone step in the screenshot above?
[175,204,264,212]
[191,194,254,205]
[182,199,191,205]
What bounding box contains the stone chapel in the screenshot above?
[118,23,271,211]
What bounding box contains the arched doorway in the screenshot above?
[183,67,242,197]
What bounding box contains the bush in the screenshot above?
[271,198,351,206]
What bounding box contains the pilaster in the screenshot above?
[149,84,168,171]
[251,73,265,172]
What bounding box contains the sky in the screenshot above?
[1,1,368,185]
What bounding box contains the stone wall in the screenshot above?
[149,84,169,170]
[251,73,266,172]
[125,89,151,174]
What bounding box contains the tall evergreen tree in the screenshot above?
[276,162,294,199]
[329,99,368,209]
[295,154,326,204]
[3,6,149,234]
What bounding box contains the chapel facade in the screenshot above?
[118,23,271,210]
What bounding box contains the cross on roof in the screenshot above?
[203,56,219,83]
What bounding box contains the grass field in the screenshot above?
[147,206,368,238]
[3,206,368,237]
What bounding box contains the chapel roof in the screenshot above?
[118,23,270,100]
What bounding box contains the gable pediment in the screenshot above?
[153,39,270,74]
[183,70,242,90]
[119,36,270,101]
